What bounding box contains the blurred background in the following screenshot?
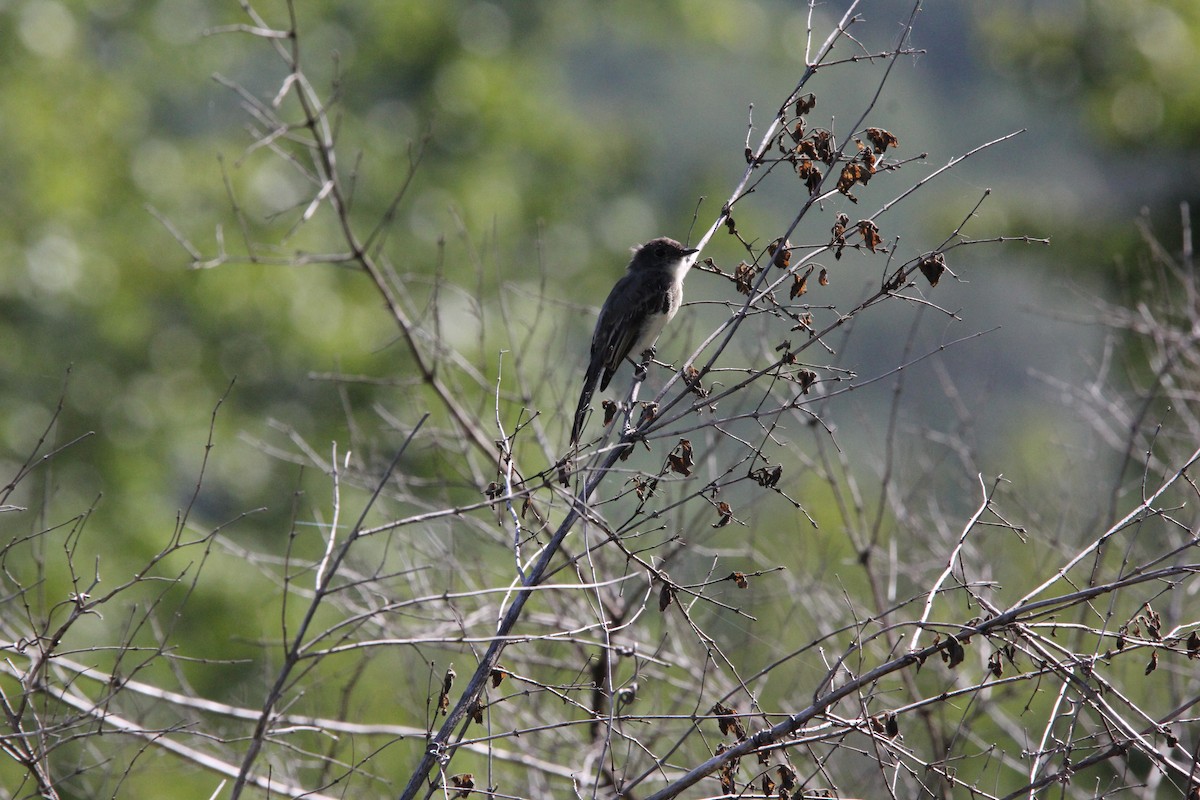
[5,0,1195,529]
[1,0,1197,793]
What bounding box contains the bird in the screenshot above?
[570,236,699,445]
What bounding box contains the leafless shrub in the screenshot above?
[3,2,1197,800]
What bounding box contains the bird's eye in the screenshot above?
[655,245,667,258]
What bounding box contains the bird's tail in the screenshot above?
[571,360,604,445]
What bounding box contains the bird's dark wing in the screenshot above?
[595,269,675,391]
[572,269,675,444]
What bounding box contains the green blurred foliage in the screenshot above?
[0,0,663,561]
[981,0,1200,149]
[0,0,820,613]
[976,0,1200,289]
[968,2,1200,511]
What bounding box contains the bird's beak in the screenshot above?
[684,247,700,255]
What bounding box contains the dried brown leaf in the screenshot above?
[918,252,946,286]
[866,126,899,153]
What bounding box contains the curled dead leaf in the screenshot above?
[601,399,618,426]
[712,702,747,739]
[659,582,675,612]
[733,261,756,295]
[438,665,456,716]
[449,773,474,798]
[777,764,797,792]
[812,129,835,164]
[866,126,899,153]
[941,636,965,669]
[769,238,792,269]
[857,219,881,252]
[790,270,809,300]
[668,439,694,476]
[918,252,946,287]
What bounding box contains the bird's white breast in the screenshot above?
[631,256,689,354]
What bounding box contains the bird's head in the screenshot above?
[630,237,699,271]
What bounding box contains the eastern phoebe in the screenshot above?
[571,237,699,444]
